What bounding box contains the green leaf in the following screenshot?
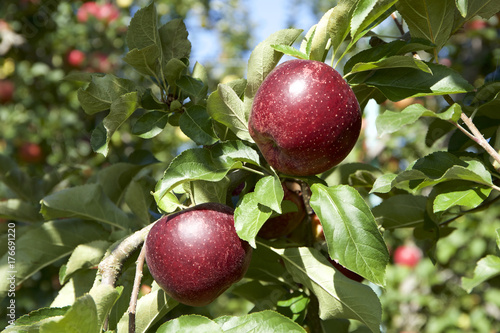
[231,280,289,311]
[177,75,208,104]
[382,152,493,193]
[0,219,106,299]
[3,306,70,332]
[351,0,399,38]
[88,284,123,332]
[153,141,260,209]
[164,57,188,88]
[270,246,381,333]
[0,198,42,223]
[452,0,500,32]
[214,310,307,332]
[89,162,147,204]
[159,18,191,63]
[320,1,359,60]
[40,294,99,333]
[60,240,110,284]
[310,184,389,286]
[91,91,139,156]
[189,178,231,206]
[124,176,156,225]
[51,270,97,308]
[207,83,253,142]
[344,38,435,74]
[455,0,468,17]
[270,44,308,59]
[77,75,137,115]
[462,255,500,293]
[179,105,218,146]
[117,287,178,333]
[376,103,462,136]
[352,84,387,110]
[433,181,491,213]
[132,111,169,139]
[0,154,37,202]
[349,62,474,101]
[244,29,303,113]
[372,194,427,229]
[396,0,457,52]
[370,173,397,194]
[158,315,222,333]
[41,184,139,229]
[126,2,160,51]
[308,7,334,62]
[254,176,284,213]
[234,192,273,248]
[123,44,161,77]
[349,56,431,74]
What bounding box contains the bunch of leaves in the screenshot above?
[3,0,500,332]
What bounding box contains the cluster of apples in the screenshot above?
[76,2,119,24]
[145,60,362,306]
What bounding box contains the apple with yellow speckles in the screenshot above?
[145,203,252,306]
[249,59,361,176]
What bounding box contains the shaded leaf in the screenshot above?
[40,294,99,333]
[349,62,473,101]
[0,219,106,299]
[41,184,139,229]
[159,19,191,63]
[396,0,455,52]
[61,240,110,284]
[349,56,431,74]
[0,154,37,202]
[0,198,42,223]
[351,0,399,38]
[372,194,427,229]
[91,92,139,156]
[270,246,381,333]
[123,44,161,77]
[132,111,169,139]
[126,2,160,51]
[77,75,137,115]
[3,306,70,332]
[179,105,218,146]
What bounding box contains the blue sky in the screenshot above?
[188,0,317,67]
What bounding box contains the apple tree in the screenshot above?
[2,1,500,332]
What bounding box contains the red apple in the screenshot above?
[393,245,422,268]
[145,203,252,306]
[464,19,488,31]
[76,2,100,23]
[18,142,43,163]
[258,181,306,239]
[89,53,113,73]
[249,59,361,176]
[0,80,14,104]
[95,3,120,24]
[67,50,86,67]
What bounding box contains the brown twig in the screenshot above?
[391,13,405,36]
[128,244,147,333]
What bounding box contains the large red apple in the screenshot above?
[258,181,306,239]
[249,59,361,176]
[393,245,422,268]
[145,203,252,306]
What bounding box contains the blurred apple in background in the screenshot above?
[0,80,14,104]
[67,49,86,67]
[18,142,44,164]
[393,245,422,268]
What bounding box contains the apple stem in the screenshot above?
[390,13,405,36]
[128,244,147,333]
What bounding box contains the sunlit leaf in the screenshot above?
[462,255,500,293]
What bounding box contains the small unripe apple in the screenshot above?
[67,50,86,67]
[145,203,252,306]
[311,213,325,242]
[258,181,306,239]
[393,245,422,268]
[18,142,43,163]
[0,80,14,104]
[249,59,361,176]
